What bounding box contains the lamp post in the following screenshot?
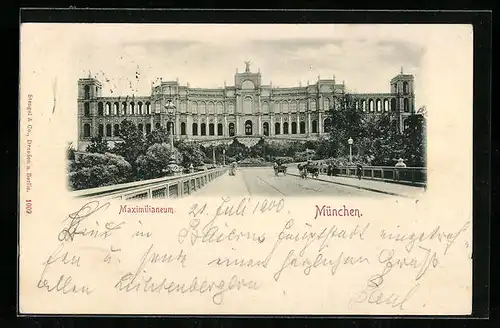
[223,148,226,166]
[164,86,176,150]
[348,137,353,163]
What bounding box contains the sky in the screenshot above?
[59,24,428,103]
[20,24,474,145]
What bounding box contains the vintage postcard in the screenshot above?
[19,23,473,315]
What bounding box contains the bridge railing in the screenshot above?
[317,165,426,186]
[71,167,228,201]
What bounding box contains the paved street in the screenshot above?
[192,167,389,197]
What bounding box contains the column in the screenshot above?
[214,116,218,136]
[270,114,274,136]
[235,115,239,135]
[224,115,228,136]
[187,114,192,136]
[307,112,311,135]
[318,112,322,134]
[206,116,209,136]
[175,114,180,136]
[297,113,300,134]
[258,115,262,135]
[197,116,201,137]
[280,116,283,134]
[288,114,292,134]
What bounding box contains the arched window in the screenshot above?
[324,98,330,111]
[98,102,104,116]
[216,102,223,115]
[209,123,215,136]
[290,101,297,113]
[283,122,289,134]
[122,102,127,115]
[181,122,186,135]
[84,85,90,99]
[199,102,206,115]
[300,121,306,134]
[84,102,90,116]
[130,102,135,115]
[390,98,397,111]
[138,102,143,115]
[155,122,161,130]
[83,123,91,137]
[376,99,382,112]
[180,101,187,113]
[227,102,235,114]
[263,122,269,136]
[404,98,410,112]
[217,123,223,136]
[167,121,174,134]
[191,102,198,114]
[368,99,374,112]
[361,100,366,112]
[192,123,198,136]
[138,123,144,134]
[207,102,215,115]
[243,97,253,114]
[384,99,389,112]
[262,102,269,114]
[241,80,255,89]
[113,102,119,115]
[282,101,289,113]
[145,102,151,115]
[228,123,235,136]
[98,124,104,137]
[312,120,318,133]
[201,123,206,136]
[275,122,281,135]
[324,118,332,133]
[113,124,120,136]
[299,100,306,112]
[146,123,151,134]
[403,81,409,95]
[310,99,317,111]
[106,124,112,137]
[291,122,297,134]
[245,120,253,135]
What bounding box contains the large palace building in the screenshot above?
[77,62,415,151]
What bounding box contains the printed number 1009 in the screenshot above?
[25,200,32,214]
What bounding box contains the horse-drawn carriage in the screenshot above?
[298,162,320,179]
[274,163,287,176]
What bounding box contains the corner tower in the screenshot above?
[77,76,103,150]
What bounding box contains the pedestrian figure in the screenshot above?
[394,158,406,181]
[356,162,363,180]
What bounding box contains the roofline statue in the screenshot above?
[244,60,251,72]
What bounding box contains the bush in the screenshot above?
[239,157,266,165]
[274,156,294,164]
[69,152,133,190]
[135,143,183,180]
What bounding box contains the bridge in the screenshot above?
[71,164,426,200]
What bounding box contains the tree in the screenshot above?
[225,137,249,160]
[326,93,366,158]
[135,143,183,180]
[67,142,76,160]
[145,126,171,149]
[402,114,426,167]
[68,152,133,190]
[175,140,207,167]
[112,119,146,171]
[85,136,110,154]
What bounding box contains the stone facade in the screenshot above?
[77,64,415,151]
